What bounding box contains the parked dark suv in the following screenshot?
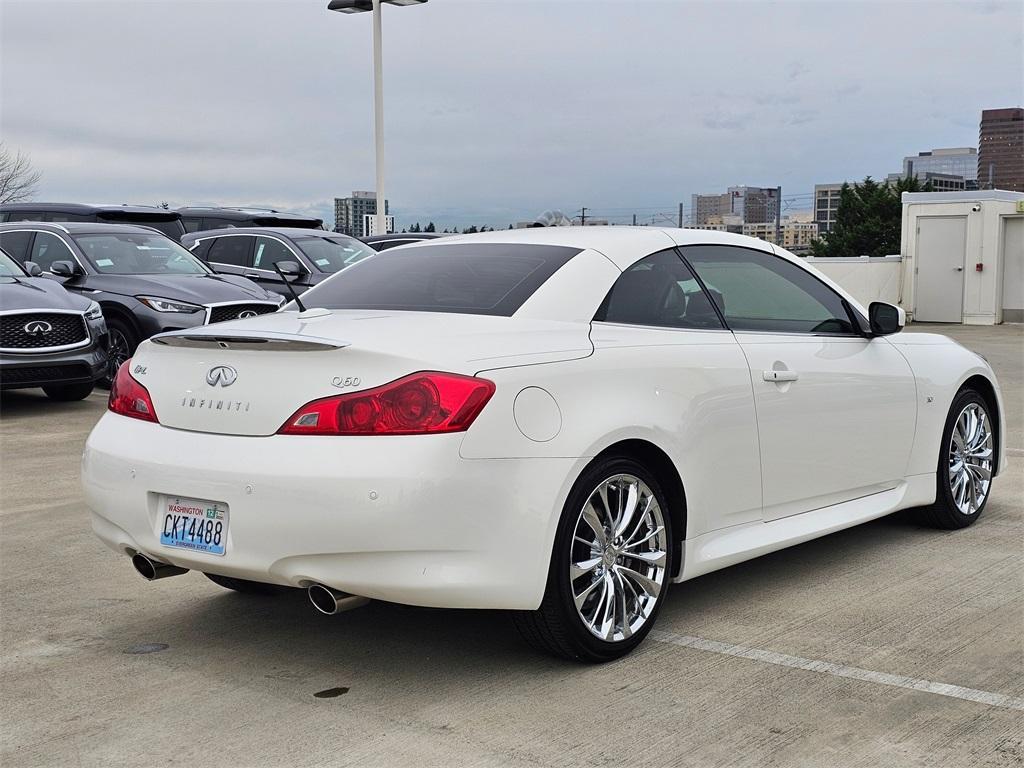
[182,227,375,297]
[0,223,283,381]
[0,246,108,400]
[177,207,324,234]
[361,232,446,251]
[0,203,186,240]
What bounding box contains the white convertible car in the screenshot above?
[83,227,1004,661]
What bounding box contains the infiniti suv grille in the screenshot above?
[207,303,278,324]
[0,312,88,351]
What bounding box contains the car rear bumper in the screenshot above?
[0,342,107,390]
[82,413,579,610]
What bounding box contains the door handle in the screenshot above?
[243,272,261,279]
[763,370,799,382]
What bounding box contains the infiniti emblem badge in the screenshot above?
[23,320,53,335]
[237,310,257,319]
[206,365,238,388]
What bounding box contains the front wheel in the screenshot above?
[514,456,674,662]
[103,318,137,387]
[918,389,997,529]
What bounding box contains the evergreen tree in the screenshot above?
[812,176,931,258]
[462,225,478,234]
[425,222,436,232]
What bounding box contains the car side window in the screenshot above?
[595,248,724,330]
[683,245,856,334]
[252,236,296,270]
[206,236,253,267]
[0,230,35,262]
[28,232,76,272]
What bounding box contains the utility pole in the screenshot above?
[678,202,684,228]
[579,207,588,226]
[775,186,782,246]
[632,213,637,226]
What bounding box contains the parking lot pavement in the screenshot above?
[1,324,1021,768]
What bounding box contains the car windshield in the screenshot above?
[301,243,580,316]
[72,233,211,275]
[0,248,26,278]
[294,235,376,273]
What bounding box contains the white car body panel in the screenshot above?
[82,227,1005,611]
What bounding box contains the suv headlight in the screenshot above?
[84,301,103,320]
[136,296,204,313]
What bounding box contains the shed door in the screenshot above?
[915,216,967,323]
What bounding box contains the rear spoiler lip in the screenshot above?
[151,328,349,351]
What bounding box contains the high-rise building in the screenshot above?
[886,171,967,192]
[690,193,730,225]
[814,183,844,234]
[728,186,781,225]
[334,191,391,237]
[902,148,978,189]
[978,108,1024,192]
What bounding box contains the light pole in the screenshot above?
[327,0,427,236]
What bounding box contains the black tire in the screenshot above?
[102,317,138,387]
[42,381,95,401]
[513,455,674,663]
[917,388,997,530]
[204,573,284,595]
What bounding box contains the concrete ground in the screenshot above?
[2,324,1021,768]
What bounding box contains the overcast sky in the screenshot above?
[1,0,1021,229]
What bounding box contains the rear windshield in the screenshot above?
[301,243,580,316]
[97,214,186,238]
[72,233,210,275]
[294,235,375,273]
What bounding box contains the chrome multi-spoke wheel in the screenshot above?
[947,402,993,515]
[569,474,668,642]
[514,457,674,662]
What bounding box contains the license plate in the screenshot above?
[158,496,229,556]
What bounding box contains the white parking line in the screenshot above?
[651,631,1024,711]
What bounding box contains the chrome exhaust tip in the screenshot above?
[307,584,369,615]
[131,553,188,581]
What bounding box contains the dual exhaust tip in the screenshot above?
[130,553,367,614]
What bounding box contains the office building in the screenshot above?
[978,107,1024,191]
[902,148,977,189]
[814,183,844,234]
[692,186,780,225]
[886,171,967,192]
[690,193,730,225]
[334,191,391,237]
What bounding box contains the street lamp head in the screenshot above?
[327,0,426,12]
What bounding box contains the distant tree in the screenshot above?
[0,143,41,204]
[811,175,931,258]
[425,222,436,232]
[508,224,514,229]
[462,225,479,234]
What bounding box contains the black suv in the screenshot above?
[0,223,283,381]
[177,207,324,234]
[182,227,375,297]
[0,203,186,240]
[0,247,108,400]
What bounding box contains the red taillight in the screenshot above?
[108,358,159,423]
[278,371,495,436]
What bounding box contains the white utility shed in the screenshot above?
[900,190,1024,324]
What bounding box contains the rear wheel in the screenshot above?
[918,389,996,529]
[42,382,94,401]
[204,573,284,595]
[514,456,673,662]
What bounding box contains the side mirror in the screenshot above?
[274,260,304,280]
[868,301,905,336]
[22,261,43,276]
[50,260,80,278]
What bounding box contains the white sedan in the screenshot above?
[82,227,1005,662]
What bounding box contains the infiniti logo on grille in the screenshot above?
[206,365,238,387]
[23,320,53,335]
[237,310,258,319]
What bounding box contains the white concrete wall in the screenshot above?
[801,256,902,307]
